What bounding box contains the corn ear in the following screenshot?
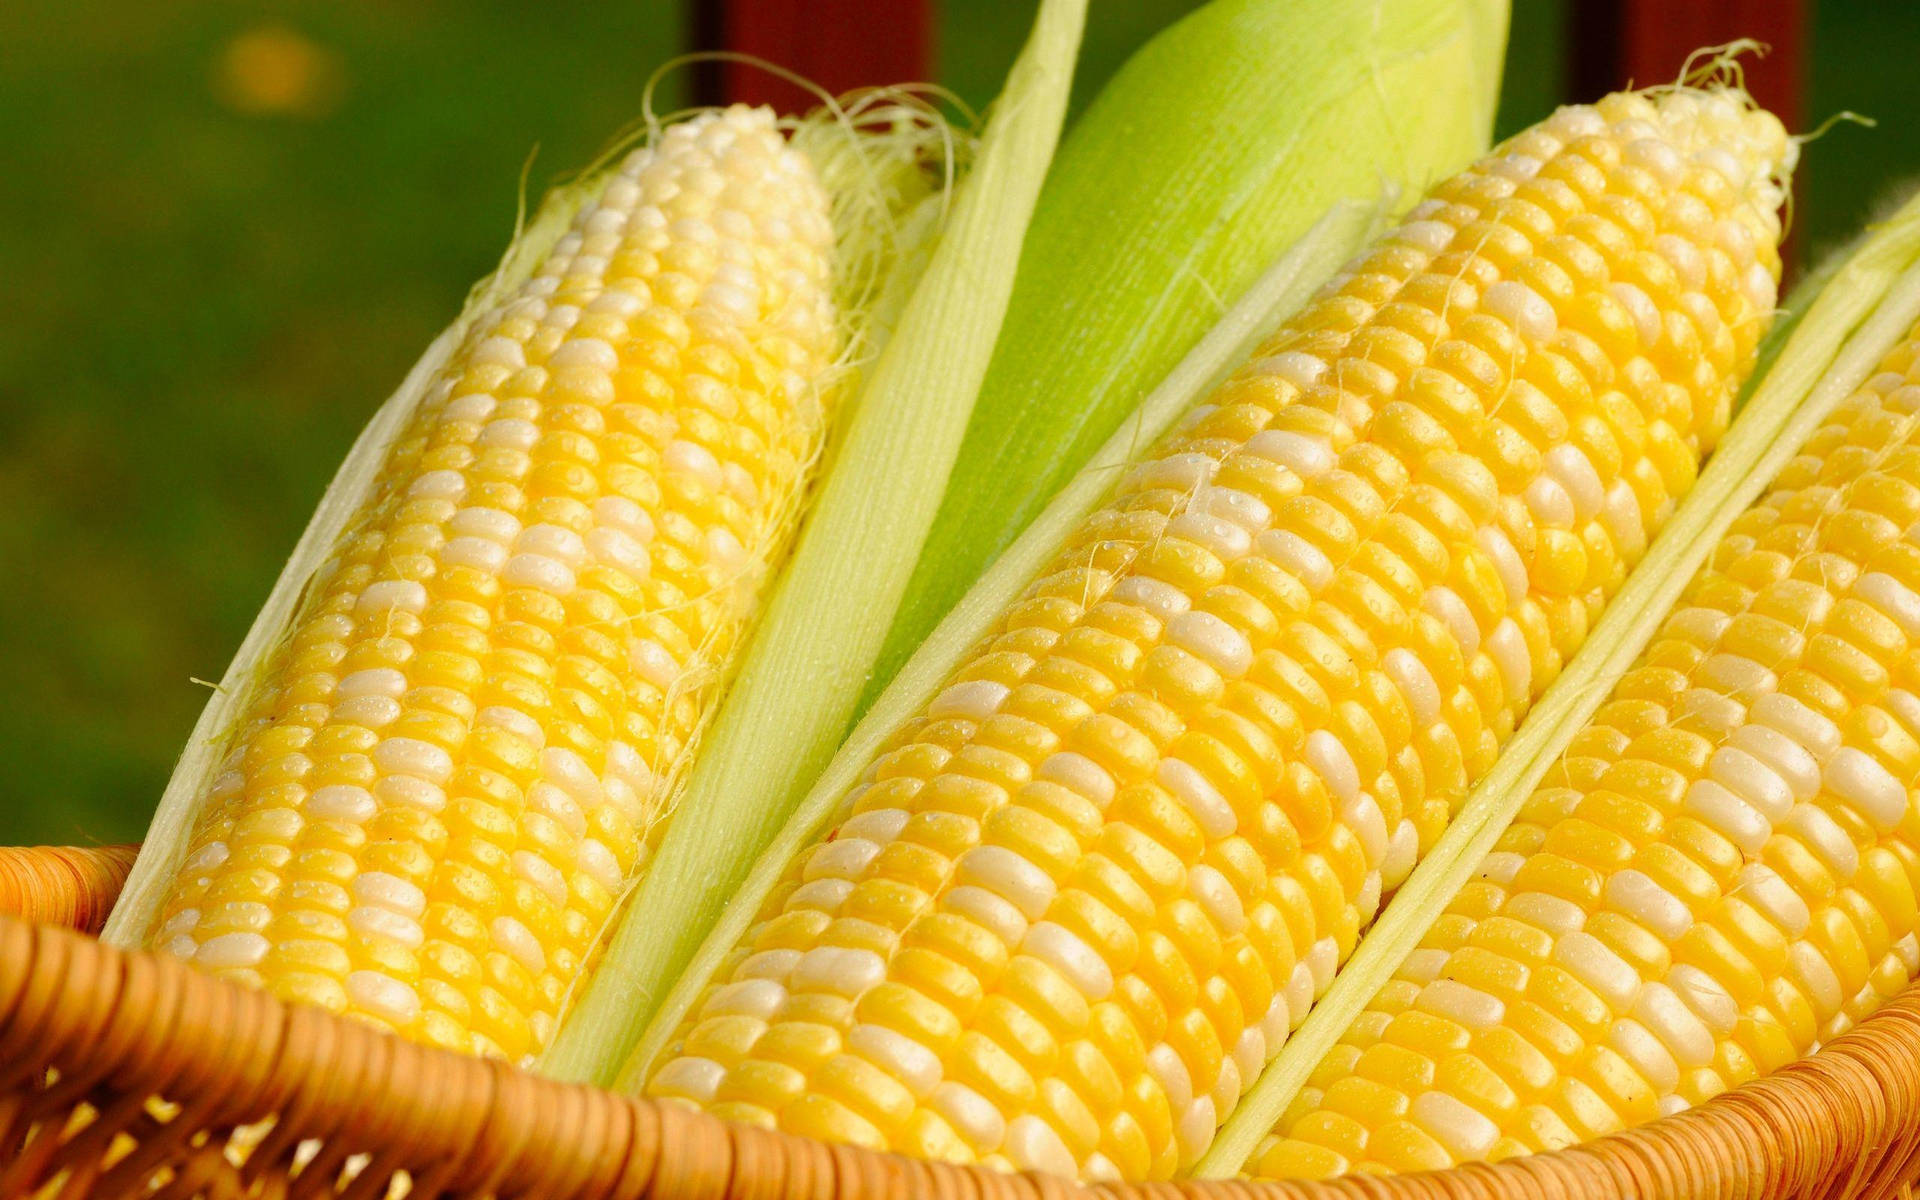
[612,194,1389,1096]
[105,97,958,1064]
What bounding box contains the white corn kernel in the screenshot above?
[1418,980,1504,1030]
[1022,921,1114,1000]
[1157,758,1237,838]
[1410,1091,1499,1160]
[955,846,1056,921]
[929,680,1010,722]
[196,932,270,970]
[849,1023,943,1099]
[345,972,420,1026]
[1824,746,1907,831]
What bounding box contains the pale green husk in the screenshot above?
[865,0,1511,710]
[1198,187,1920,1177]
[541,0,1088,1084]
[607,195,1393,1092]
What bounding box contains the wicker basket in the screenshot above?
[2,844,1917,1199]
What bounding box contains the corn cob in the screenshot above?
[1253,314,1920,1179]
[143,106,852,1063]
[641,85,1791,1180]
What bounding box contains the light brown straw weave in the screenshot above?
[0,845,136,936]
[2,842,1917,1199]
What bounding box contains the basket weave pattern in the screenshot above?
[0,846,137,936]
[2,845,1918,1199]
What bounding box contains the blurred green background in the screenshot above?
[2,0,1915,843]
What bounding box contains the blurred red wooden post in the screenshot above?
[1570,0,1808,267]
[691,0,934,112]
[1570,0,1805,130]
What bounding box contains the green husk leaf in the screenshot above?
[542,0,1087,1085]
[610,194,1392,1092]
[863,0,1511,711]
[1198,188,1920,1177]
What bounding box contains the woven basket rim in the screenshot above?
[4,842,1918,1199]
